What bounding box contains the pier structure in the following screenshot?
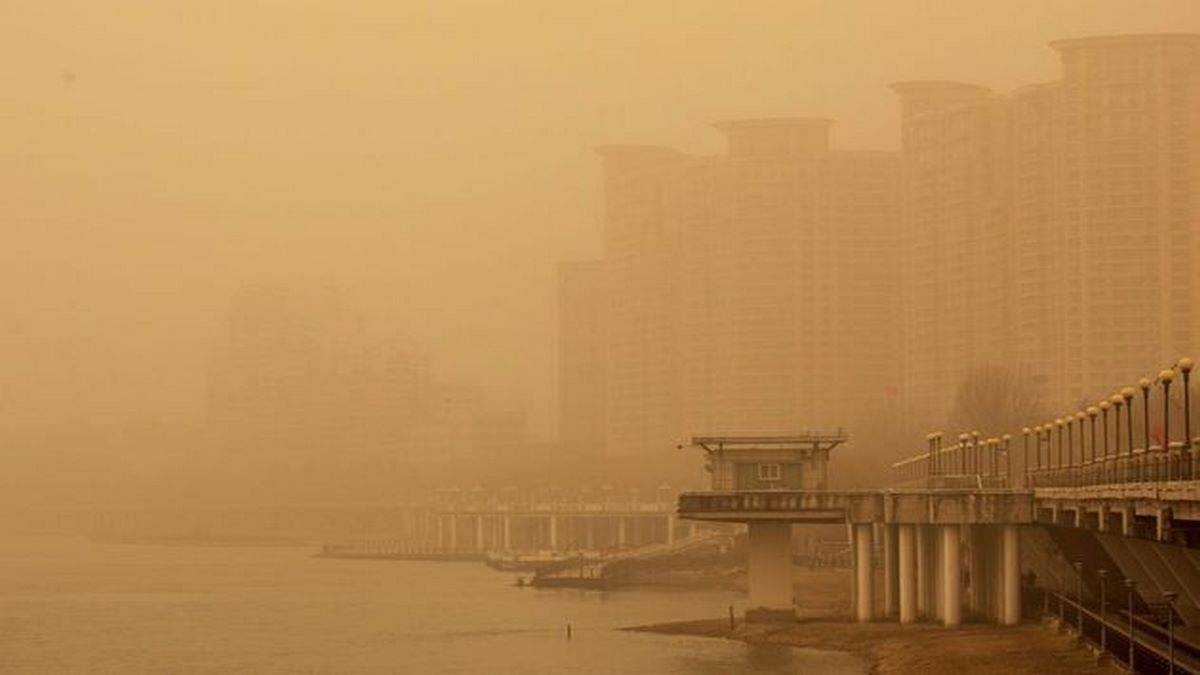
[679,487,1030,625]
[432,485,687,553]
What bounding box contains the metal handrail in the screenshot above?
[1044,588,1199,674]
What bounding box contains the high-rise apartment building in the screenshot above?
[899,34,1200,422]
[596,120,901,463]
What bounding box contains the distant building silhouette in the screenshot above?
[898,33,1200,423]
[594,119,902,462]
[567,33,1199,475]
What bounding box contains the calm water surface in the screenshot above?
[0,536,864,674]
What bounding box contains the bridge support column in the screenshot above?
[666,513,676,545]
[549,516,558,551]
[969,526,988,617]
[475,516,484,552]
[617,517,626,547]
[746,521,794,621]
[898,524,917,624]
[942,525,961,627]
[449,516,458,551]
[883,524,899,618]
[502,515,511,550]
[916,525,929,618]
[1001,525,1021,625]
[854,523,875,622]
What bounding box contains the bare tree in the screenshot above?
[948,365,1046,436]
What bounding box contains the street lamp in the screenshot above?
[1123,387,1136,483]
[1124,578,1137,672]
[1023,427,1032,486]
[958,432,969,475]
[1100,400,1111,484]
[1076,412,1087,486]
[1087,406,1100,485]
[972,431,981,476]
[1003,434,1012,483]
[926,432,936,479]
[1140,378,1152,482]
[1055,419,1065,485]
[1097,569,1108,655]
[1111,395,1124,484]
[1178,357,1193,480]
[1160,369,1175,480]
[1164,590,1179,675]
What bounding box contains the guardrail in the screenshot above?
[894,357,1196,491]
[1041,586,1198,674]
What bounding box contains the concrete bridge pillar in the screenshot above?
[942,524,961,627]
[475,515,484,552]
[1001,525,1021,625]
[617,517,627,547]
[746,521,794,621]
[666,513,676,545]
[449,516,458,551]
[854,523,875,622]
[883,524,899,618]
[969,526,988,617]
[549,516,558,551]
[502,515,512,550]
[898,524,918,624]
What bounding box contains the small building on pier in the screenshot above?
[689,433,848,491]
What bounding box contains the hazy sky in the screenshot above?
[4,1,1199,437]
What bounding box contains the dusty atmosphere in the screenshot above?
[3,1,1200,674]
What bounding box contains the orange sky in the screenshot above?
[3,1,1198,438]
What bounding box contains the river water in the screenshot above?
[0,536,864,674]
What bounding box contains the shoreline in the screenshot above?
[623,569,1122,674]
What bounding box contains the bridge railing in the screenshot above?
[1040,586,1198,674]
[898,356,1196,490]
[890,432,1013,488]
[1023,357,1196,489]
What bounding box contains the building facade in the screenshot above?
[898,33,1200,425]
[596,120,902,464]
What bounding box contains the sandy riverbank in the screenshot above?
[626,568,1122,674]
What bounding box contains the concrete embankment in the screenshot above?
[626,569,1122,675]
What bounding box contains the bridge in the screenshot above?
[678,357,1197,670]
[430,486,687,553]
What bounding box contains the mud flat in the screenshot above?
[626,569,1121,675]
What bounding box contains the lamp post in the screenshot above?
[958,432,969,475]
[1076,412,1087,486]
[1111,395,1123,484]
[1164,590,1179,675]
[1100,400,1111,484]
[1097,569,1108,655]
[1056,419,1065,486]
[1160,369,1175,480]
[1087,406,1099,485]
[1003,434,1012,484]
[1124,578,1137,672]
[1179,357,1193,480]
[926,432,936,480]
[972,431,981,476]
[1140,378,1152,482]
[1123,387,1136,482]
[1023,427,1031,486]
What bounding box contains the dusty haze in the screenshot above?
[3,1,1199,512]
